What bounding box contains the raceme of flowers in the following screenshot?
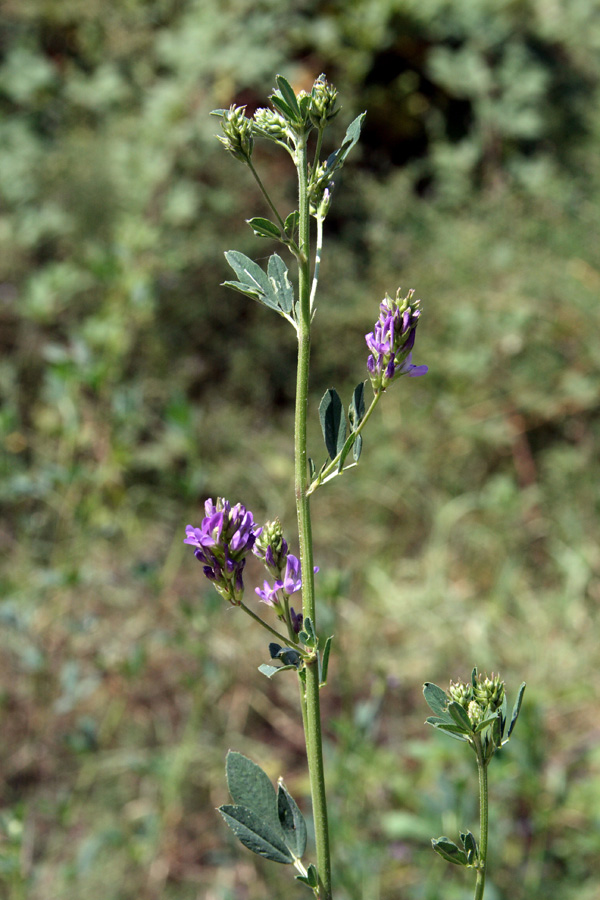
[184,501,316,616]
[366,288,428,391]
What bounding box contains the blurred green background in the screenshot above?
[1,1,599,898]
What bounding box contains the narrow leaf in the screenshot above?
[325,112,366,173]
[348,381,365,430]
[270,95,295,122]
[353,433,363,462]
[267,253,294,314]
[275,75,301,120]
[462,831,478,864]
[219,805,293,864]
[431,724,470,742]
[278,784,307,858]
[474,713,501,733]
[296,863,319,888]
[284,210,299,238]
[319,388,346,460]
[447,701,473,733]
[431,837,468,867]
[320,635,333,685]
[247,217,282,240]
[508,682,526,739]
[308,457,316,479]
[337,431,357,472]
[225,751,281,835]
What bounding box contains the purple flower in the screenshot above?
[281,554,303,594]
[255,580,282,609]
[366,288,427,391]
[290,607,303,634]
[184,497,259,604]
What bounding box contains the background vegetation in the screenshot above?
[1,1,599,898]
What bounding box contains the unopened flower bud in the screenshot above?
[474,674,505,711]
[217,105,254,163]
[253,519,289,576]
[309,74,339,128]
[253,107,289,142]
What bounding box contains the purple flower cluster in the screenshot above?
[184,498,259,604]
[366,288,428,391]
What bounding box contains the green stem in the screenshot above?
[294,133,332,900]
[247,160,288,234]
[238,601,307,655]
[473,738,489,900]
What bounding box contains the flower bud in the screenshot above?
[309,74,339,128]
[253,519,289,576]
[253,107,289,142]
[217,105,254,163]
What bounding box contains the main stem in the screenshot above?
[294,133,332,900]
[474,741,489,900]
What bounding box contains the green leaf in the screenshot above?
[296,863,319,888]
[269,643,302,668]
[275,75,301,121]
[277,783,307,859]
[278,648,302,668]
[508,682,526,739]
[447,701,474,732]
[247,217,282,240]
[302,616,317,645]
[325,112,366,174]
[221,280,264,303]
[423,682,452,720]
[348,381,365,430]
[471,667,478,689]
[320,635,333,685]
[308,457,316,480]
[474,713,501,733]
[429,722,470,741]
[219,804,293,864]
[225,751,281,835]
[270,94,295,122]
[210,108,227,118]
[319,388,346,460]
[258,663,298,678]
[461,830,478,865]
[336,430,357,472]
[431,836,468,867]
[223,251,280,312]
[267,253,294,314]
[353,434,363,462]
[284,210,299,239]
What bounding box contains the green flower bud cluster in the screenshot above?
[449,673,506,728]
[253,107,289,142]
[309,74,339,128]
[308,161,333,217]
[217,105,254,163]
[253,518,289,576]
